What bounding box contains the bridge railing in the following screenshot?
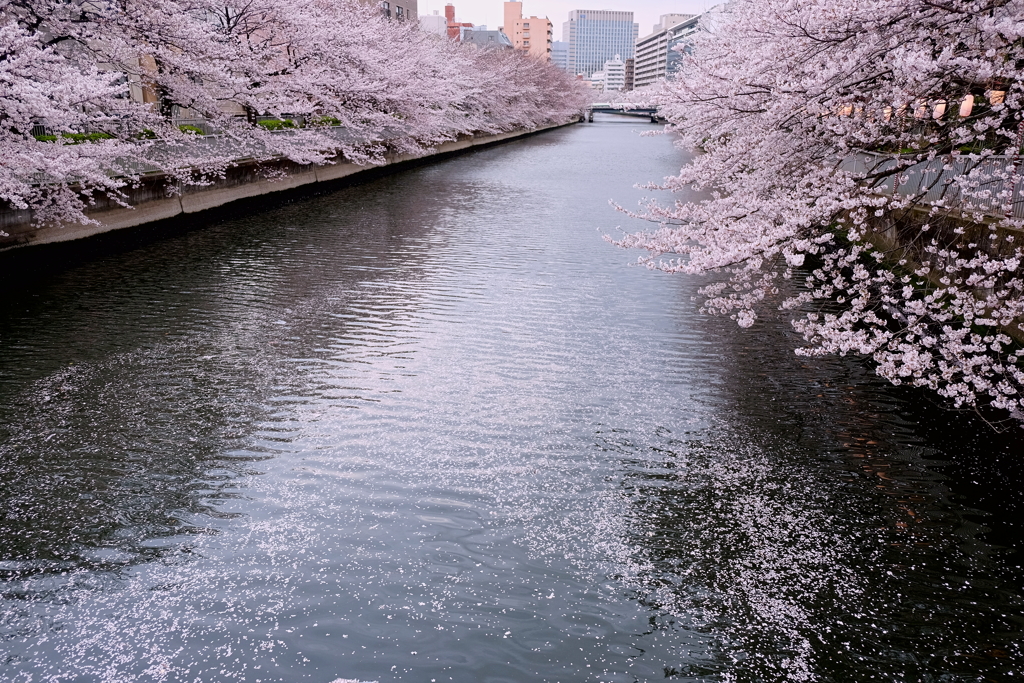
[585,104,660,122]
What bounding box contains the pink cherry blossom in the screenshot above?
[2,0,587,229]
[614,0,1024,421]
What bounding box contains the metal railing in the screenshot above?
[843,151,1024,221]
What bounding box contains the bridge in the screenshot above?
[585,104,661,123]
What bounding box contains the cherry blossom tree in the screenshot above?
[0,22,145,225]
[615,0,1024,421]
[1,0,586,229]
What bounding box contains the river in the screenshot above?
[0,117,1021,682]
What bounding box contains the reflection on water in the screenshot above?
[0,116,1021,682]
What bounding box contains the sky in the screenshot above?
[416,0,716,41]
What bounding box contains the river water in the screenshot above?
[0,117,1022,682]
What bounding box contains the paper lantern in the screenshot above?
[959,94,974,117]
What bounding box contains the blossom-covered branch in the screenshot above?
[614,0,1024,419]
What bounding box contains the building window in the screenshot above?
[523,22,529,28]
[396,5,403,18]
[523,40,529,45]
[382,1,390,17]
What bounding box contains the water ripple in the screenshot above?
[0,118,1021,682]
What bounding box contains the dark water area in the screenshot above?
[0,116,1021,682]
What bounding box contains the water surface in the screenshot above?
[0,116,1021,682]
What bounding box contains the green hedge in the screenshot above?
[33,132,115,144]
[257,118,296,131]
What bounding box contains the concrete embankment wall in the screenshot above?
[0,121,575,252]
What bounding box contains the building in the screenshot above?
[623,57,634,91]
[602,54,625,92]
[501,2,553,60]
[420,10,447,35]
[380,0,417,21]
[551,41,569,71]
[633,13,698,88]
[587,71,606,91]
[665,13,711,78]
[444,3,475,40]
[562,10,638,78]
[462,28,514,49]
[649,13,693,35]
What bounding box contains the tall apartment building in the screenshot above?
[664,7,733,79]
[623,57,634,91]
[633,14,699,88]
[562,10,638,78]
[501,2,553,60]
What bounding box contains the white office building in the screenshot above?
[602,54,625,92]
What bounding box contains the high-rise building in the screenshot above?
[562,10,638,78]
[623,57,634,91]
[665,25,698,77]
[551,41,569,71]
[634,14,698,88]
[501,2,553,60]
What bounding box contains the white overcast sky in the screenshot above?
[417,0,716,41]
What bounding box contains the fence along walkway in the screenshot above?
[843,151,1024,222]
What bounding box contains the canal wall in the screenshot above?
[0,120,576,252]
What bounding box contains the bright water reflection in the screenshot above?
[0,116,1021,682]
